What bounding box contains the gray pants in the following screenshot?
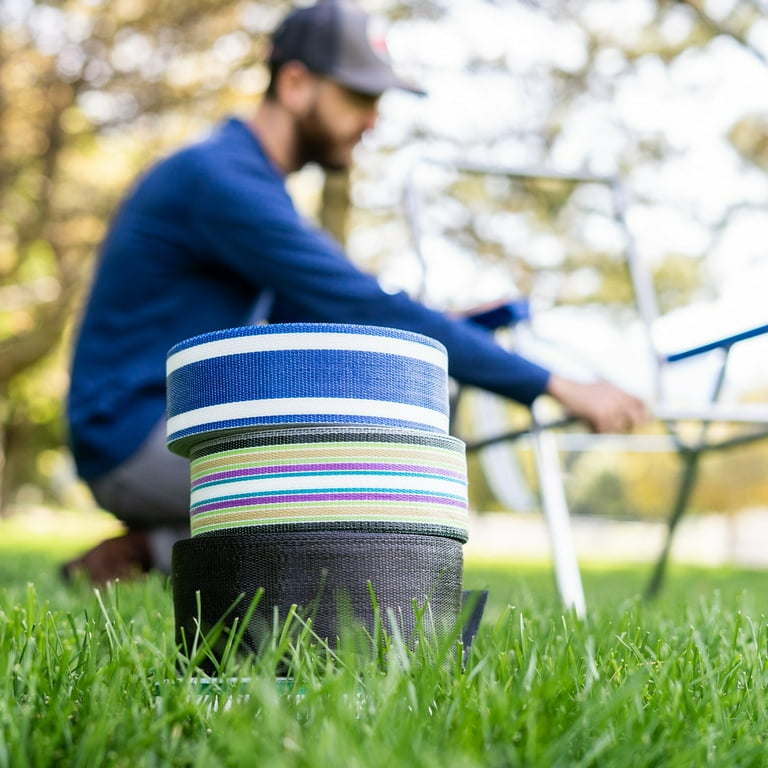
[88,419,190,573]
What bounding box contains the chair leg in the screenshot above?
[644,449,701,600]
[530,424,587,618]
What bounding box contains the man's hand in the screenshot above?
[546,374,649,433]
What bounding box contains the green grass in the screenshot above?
[1,520,768,767]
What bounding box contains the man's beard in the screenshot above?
[293,104,353,172]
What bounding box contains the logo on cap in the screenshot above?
[366,17,390,63]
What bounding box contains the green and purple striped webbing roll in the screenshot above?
[188,427,469,542]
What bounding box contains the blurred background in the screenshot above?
[3,0,768,561]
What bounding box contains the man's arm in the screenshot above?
[193,138,648,430]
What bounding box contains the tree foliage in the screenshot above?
[0,0,283,507]
[3,0,768,517]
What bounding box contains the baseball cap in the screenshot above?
[269,1,425,97]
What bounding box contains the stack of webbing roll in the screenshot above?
[168,324,468,670]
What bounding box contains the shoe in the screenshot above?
[61,528,153,585]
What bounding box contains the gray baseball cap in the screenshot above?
[269,1,425,97]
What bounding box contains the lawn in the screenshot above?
[1,511,767,767]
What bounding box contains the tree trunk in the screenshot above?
[320,170,351,245]
[0,385,7,516]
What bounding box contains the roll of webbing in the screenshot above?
[166,324,449,456]
[171,530,464,674]
[188,427,469,542]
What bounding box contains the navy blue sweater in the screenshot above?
[67,118,549,479]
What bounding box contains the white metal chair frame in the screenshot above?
[404,159,768,616]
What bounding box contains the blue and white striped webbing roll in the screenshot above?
[166,324,449,456]
[187,427,469,542]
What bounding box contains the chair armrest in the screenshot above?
[665,323,768,362]
[653,403,768,424]
[463,299,531,331]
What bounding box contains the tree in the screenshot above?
[3,0,768,518]
[0,0,280,510]
[0,0,442,511]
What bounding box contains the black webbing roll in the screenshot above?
[172,530,463,673]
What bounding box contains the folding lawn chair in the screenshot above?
[404,158,768,614]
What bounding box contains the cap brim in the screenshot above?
[330,66,427,97]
